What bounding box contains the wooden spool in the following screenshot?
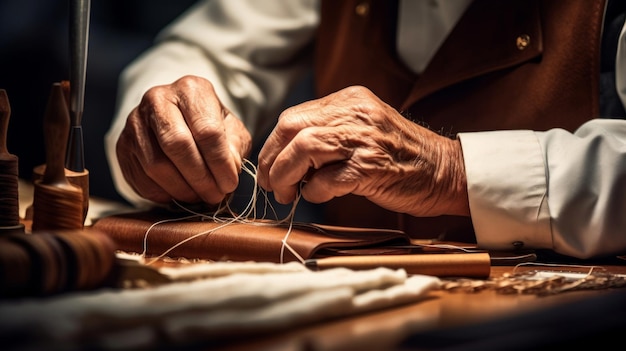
[31,82,84,232]
[0,229,116,297]
[0,89,25,235]
[25,81,90,224]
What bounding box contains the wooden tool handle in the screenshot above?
[41,83,72,187]
[0,89,11,158]
[306,253,492,278]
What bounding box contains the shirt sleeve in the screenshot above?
[458,119,626,259]
[104,0,319,206]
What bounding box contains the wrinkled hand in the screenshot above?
[116,75,252,204]
[257,86,469,217]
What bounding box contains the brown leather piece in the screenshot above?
[92,209,412,263]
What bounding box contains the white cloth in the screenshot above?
[0,263,440,350]
[105,0,626,258]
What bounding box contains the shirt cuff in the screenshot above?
[457,130,553,251]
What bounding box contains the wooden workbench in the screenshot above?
[14,179,626,350]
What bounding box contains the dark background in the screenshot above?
[0,0,198,204]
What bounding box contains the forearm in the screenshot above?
[459,119,626,259]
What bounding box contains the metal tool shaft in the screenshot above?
[66,0,90,172]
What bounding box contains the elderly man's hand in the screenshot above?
[116,75,252,205]
[258,86,470,217]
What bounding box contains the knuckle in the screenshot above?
[277,109,301,132]
[193,123,222,144]
[277,106,295,123]
[140,85,169,105]
[342,85,373,98]
[121,112,144,137]
[175,75,215,93]
[160,133,195,158]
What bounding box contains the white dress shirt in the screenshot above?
[105,0,626,258]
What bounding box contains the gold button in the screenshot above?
[516,34,531,50]
[355,2,369,16]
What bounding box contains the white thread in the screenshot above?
[411,243,482,253]
[141,158,307,265]
[278,180,306,264]
[511,262,603,294]
[511,262,603,275]
[143,215,240,265]
[141,214,200,263]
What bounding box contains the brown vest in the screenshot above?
[314,0,606,240]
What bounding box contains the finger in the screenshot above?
[118,150,170,203]
[147,99,225,204]
[174,80,241,195]
[138,85,219,198]
[194,106,241,194]
[117,129,200,204]
[269,126,354,204]
[223,111,252,171]
[300,161,359,203]
[257,125,293,191]
[257,103,322,190]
